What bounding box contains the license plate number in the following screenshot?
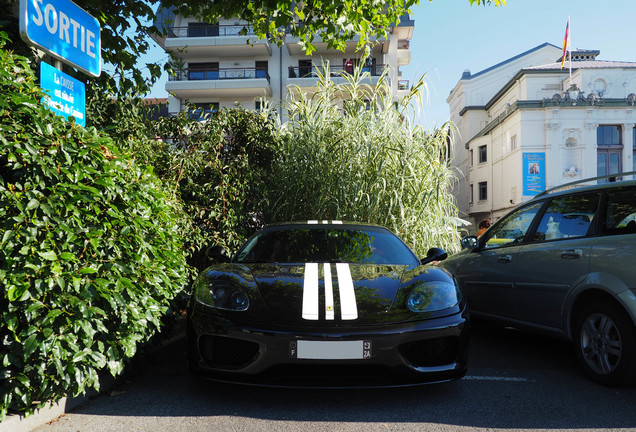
[290,340,372,359]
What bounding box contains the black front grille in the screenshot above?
[398,337,459,367]
[200,335,260,369]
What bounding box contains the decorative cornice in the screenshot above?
[465,97,636,148]
[459,106,486,117]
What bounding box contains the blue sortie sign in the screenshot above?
[20,0,101,77]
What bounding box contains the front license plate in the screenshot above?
[290,340,372,360]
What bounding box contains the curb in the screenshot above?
[1,320,186,432]
[0,394,89,432]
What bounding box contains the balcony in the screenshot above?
[397,39,411,66]
[285,35,387,56]
[160,24,271,58]
[166,67,272,99]
[286,64,386,93]
[288,63,386,78]
[389,13,414,40]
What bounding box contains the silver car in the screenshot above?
[441,174,636,386]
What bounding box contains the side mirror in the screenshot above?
[460,235,479,250]
[206,245,231,263]
[421,247,448,265]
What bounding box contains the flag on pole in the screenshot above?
[560,19,570,70]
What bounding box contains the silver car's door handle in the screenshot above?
[497,254,512,263]
[561,249,583,259]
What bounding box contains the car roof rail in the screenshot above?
[535,170,636,198]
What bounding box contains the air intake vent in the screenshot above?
[200,335,259,369]
[399,337,459,367]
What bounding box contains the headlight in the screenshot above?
[406,281,459,313]
[194,276,250,311]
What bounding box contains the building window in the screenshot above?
[470,184,474,204]
[510,134,517,151]
[597,125,623,181]
[189,102,219,121]
[633,127,635,172]
[187,22,219,37]
[478,181,487,201]
[188,62,219,80]
[597,125,621,146]
[469,149,474,166]
[478,145,487,163]
[255,61,268,79]
[298,60,312,77]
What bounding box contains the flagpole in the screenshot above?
[568,16,572,88]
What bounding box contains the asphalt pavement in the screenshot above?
[9,320,636,432]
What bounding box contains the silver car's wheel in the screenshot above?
[574,302,636,386]
[579,313,622,375]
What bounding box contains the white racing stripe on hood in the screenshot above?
[302,263,319,320]
[301,262,358,321]
[336,263,358,320]
[323,263,335,320]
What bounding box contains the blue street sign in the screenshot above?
[40,61,86,127]
[20,0,101,77]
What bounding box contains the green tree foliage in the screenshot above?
[0,33,189,420]
[263,63,460,256]
[161,0,505,55]
[142,107,280,270]
[3,0,504,101]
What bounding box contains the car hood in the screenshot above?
[234,263,413,325]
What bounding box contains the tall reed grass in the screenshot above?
[263,61,461,255]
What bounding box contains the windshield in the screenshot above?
[235,226,419,265]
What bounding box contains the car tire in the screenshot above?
[574,301,636,386]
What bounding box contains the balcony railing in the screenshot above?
[169,67,270,82]
[288,64,385,78]
[166,24,257,38]
[398,80,409,90]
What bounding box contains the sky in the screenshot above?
[144,0,636,130]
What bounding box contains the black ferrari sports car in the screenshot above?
[187,221,469,387]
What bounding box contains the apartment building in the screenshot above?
[152,7,414,119]
[447,43,636,225]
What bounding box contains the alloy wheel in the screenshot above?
[579,312,622,375]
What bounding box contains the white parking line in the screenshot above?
[463,375,532,382]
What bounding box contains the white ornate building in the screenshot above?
[447,43,636,226]
[152,8,414,119]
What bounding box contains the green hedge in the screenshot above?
[0,33,189,420]
[145,105,280,269]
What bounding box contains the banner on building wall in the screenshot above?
[523,152,546,195]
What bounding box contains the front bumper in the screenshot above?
[187,304,470,388]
